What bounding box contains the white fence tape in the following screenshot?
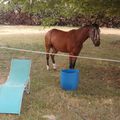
[0,46,120,63]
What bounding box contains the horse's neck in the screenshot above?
[76,27,89,44]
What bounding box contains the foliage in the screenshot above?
[0,0,120,25]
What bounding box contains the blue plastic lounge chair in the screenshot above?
[0,59,31,114]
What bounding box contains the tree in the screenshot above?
[1,0,120,25]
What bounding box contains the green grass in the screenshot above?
[0,26,120,120]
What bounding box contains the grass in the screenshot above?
[0,26,120,120]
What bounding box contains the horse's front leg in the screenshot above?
[51,48,58,70]
[69,46,82,69]
[72,58,77,68]
[69,55,77,69]
[45,46,50,70]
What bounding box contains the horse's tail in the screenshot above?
[45,30,53,70]
[45,30,53,51]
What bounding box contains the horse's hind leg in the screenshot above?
[46,47,50,70]
[46,54,50,70]
[51,48,58,70]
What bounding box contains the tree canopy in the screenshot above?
[0,0,120,25]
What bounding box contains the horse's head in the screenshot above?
[89,24,100,47]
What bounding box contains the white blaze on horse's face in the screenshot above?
[89,27,100,47]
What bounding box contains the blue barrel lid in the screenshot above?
[61,69,79,74]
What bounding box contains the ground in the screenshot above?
[0,26,120,120]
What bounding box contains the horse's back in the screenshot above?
[45,29,68,44]
[45,29,62,41]
[45,28,77,52]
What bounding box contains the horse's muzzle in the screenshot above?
[94,40,100,47]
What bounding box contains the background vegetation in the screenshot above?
[0,0,120,27]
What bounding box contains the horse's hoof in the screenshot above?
[53,64,57,70]
[53,69,57,71]
[53,67,57,70]
[47,65,50,70]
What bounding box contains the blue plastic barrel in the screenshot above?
[60,69,80,90]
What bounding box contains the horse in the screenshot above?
[45,24,100,70]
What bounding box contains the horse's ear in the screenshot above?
[92,19,100,28]
[92,23,99,29]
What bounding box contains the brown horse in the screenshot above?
[45,24,100,70]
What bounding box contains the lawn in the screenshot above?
[0,26,120,120]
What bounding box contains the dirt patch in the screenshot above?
[0,26,47,35]
[100,66,120,88]
[110,40,120,47]
[0,25,120,35]
[101,27,120,35]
